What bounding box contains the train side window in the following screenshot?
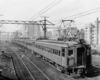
[47,47,49,52]
[41,46,42,49]
[42,46,43,49]
[54,49,55,54]
[38,45,39,48]
[57,50,59,55]
[43,46,44,50]
[46,47,48,51]
[44,47,46,50]
[55,49,56,54]
[68,50,73,56]
[53,49,55,54]
[55,50,58,55]
[49,48,52,53]
[56,50,58,55]
[51,49,53,53]
[59,51,60,56]
[45,47,47,51]
[44,47,46,51]
[55,50,57,55]
[40,46,42,49]
[48,48,51,52]
[39,45,40,48]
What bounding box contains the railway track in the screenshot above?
[4,46,34,80]
[3,43,51,80]
[10,47,51,80]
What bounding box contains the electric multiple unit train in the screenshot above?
[13,38,92,76]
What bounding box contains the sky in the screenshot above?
[0,0,100,32]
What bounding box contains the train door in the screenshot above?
[77,46,86,66]
[67,48,75,67]
[61,47,66,66]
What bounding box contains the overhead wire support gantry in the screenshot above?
[0,20,37,25]
[0,18,54,39]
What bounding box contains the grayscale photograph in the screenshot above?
[0,0,99,80]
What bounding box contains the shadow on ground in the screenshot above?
[86,66,100,78]
[0,75,14,80]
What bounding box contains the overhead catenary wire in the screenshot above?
[53,6,100,24]
[46,0,94,17]
[29,0,57,20]
[32,0,62,20]
[29,0,97,21]
[29,0,61,20]
[34,0,91,20]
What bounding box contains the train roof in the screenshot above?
[14,39,78,48]
[35,40,78,48]
[37,40,78,47]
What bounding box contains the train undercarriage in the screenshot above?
[33,51,89,77]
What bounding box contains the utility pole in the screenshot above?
[40,16,54,39]
[97,17,99,45]
[43,16,48,39]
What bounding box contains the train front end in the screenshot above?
[75,39,92,76]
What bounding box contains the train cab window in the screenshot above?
[68,50,73,56]
[62,48,65,52]
[62,53,65,57]
[62,48,65,57]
